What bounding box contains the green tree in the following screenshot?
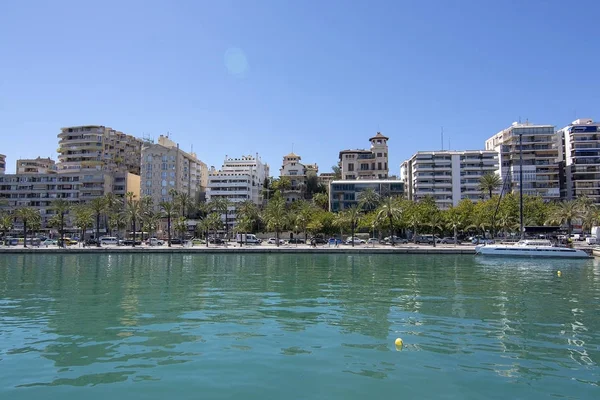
[262,193,288,247]
[0,212,13,243]
[344,204,363,247]
[205,212,223,246]
[546,200,581,235]
[376,196,403,245]
[479,173,502,199]
[427,211,444,247]
[312,192,329,210]
[89,197,107,247]
[295,201,314,243]
[51,199,71,247]
[332,165,342,180]
[445,206,464,245]
[15,207,40,248]
[174,216,188,243]
[211,197,233,241]
[125,196,141,247]
[358,188,380,212]
[73,205,94,245]
[236,200,260,234]
[159,201,177,247]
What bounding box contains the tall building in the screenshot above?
[206,155,269,230]
[16,157,57,174]
[557,118,600,202]
[57,125,143,175]
[339,132,389,180]
[279,152,318,203]
[318,172,337,187]
[401,150,499,209]
[140,135,208,208]
[0,171,138,233]
[485,122,559,200]
[0,154,5,174]
[329,180,404,212]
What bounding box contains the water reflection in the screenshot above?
[0,254,598,398]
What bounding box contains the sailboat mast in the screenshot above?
[519,132,524,239]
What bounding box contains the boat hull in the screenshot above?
[475,245,589,259]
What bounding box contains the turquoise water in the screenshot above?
[0,254,598,399]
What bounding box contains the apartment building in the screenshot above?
[485,122,559,200]
[16,157,57,174]
[0,154,5,174]
[339,132,389,180]
[557,118,600,202]
[318,172,337,187]
[57,125,143,175]
[401,150,499,209]
[279,152,318,203]
[329,180,404,212]
[206,155,269,230]
[140,135,208,209]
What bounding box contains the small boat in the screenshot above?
[475,239,589,259]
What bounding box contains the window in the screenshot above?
[348,163,354,171]
[162,155,168,162]
[146,180,151,187]
[170,172,176,178]
[377,153,382,157]
[378,162,382,170]
[162,180,167,187]
[146,155,153,162]
[161,171,167,178]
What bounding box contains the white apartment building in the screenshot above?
[57,125,143,175]
[279,152,318,203]
[0,154,5,174]
[0,171,139,232]
[339,132,389,180]
[485,122,559,200]
[140,135,208,209]
[206,155,269,230]
[401,150,499,209]
[557,118,600,202]
[16,157,57,174]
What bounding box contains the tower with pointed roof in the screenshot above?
[339,132,389,180]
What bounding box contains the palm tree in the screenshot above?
[376,196,403,246]
[103,192,121,236]
[138,196,153,241]
[159,201,177,247]
[427,212,444,247]
[295,201,314,244]
[236,200,260,233]
[345,204,363,247]
[358,188,380,212]
[332,211,348,242]
[51,199,71,247]
[211,197,233,241]
[0,212,13,244]
[312,193,329,210]
[15,207,40,248]
[480,173,502,199]
[174,191,193,218]
[262,194,288,247]
[174,216,188,244]
[89,197,107,247]
[445,209,464,245]
[205,212,223,245]
[73,205,94,245]
[125,197,141,247]
[546,200,581,236]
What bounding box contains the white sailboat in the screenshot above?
[475,131,589,259]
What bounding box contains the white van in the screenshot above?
[100,236,119,245]
[236,233,261,245]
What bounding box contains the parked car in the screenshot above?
[41,239,58,246]
[58,238,78,246]
[100,236,119,245]
[191,238,205,246]
[414,235,439,244]
[438,237,462,244]
[384,236,408,244]
[328,238,343,246]
[472,237,495,245]
[120,239,142,246]
[170,238,183,245]
[146,237,164,246]
[267,237,286,245]
[208,237,224,244]
[288,238,306,244]
[345,237,366,245]
[367,238,380,244]
[309,237,327,245]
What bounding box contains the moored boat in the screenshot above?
[475,239,589,259]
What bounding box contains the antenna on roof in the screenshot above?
[441,127,444,150]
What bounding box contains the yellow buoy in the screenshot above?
[557,271,562,277]
[394,338,403,347]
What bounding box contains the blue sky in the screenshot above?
[1,0,599,175]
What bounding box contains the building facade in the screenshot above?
[0,154,5,174]
[485,122,560,200]
[401,150,499,209]
[279,152,318,203]
[206,155,269,230]
[0,171,138,232]
[557,118,600,202]
[16,157,57,174]
[329,180,404,212]
[339,132,389,180]
[318,172,337,187]
[140,135,207,208]
[57,125,143,175]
